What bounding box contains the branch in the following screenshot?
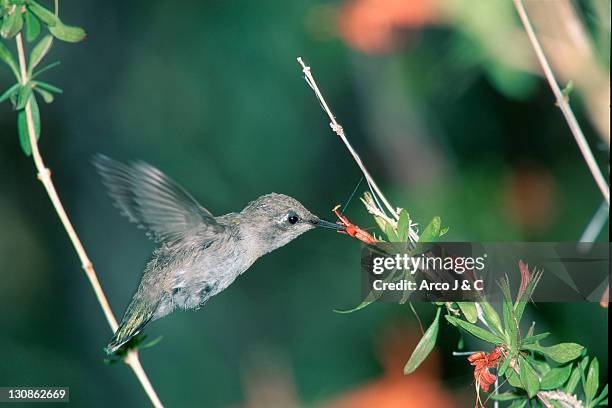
[15,32,163,408]
[513,0,609,205]
[296,57,419,242]
[579,200,609,244]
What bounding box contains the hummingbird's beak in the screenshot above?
[312,218,345,231]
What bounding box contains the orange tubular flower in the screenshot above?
[332,205,378,245]
[468,346,504,393]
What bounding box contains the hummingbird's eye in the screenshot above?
[287,211,299,224]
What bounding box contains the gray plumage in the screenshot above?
[93,155,342,354]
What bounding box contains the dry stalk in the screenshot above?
[297,57,419,242]
[513,0,609,205]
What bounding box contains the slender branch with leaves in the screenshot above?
[1,2,163,407]
[298,59,608,408]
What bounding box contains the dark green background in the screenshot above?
[0,1,608,406]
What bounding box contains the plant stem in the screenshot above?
[579,200,609,243]
[297,57,419,242]
[15,32,163,408]
[513,0,610,205]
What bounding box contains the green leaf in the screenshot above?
[457,332,464,350]
[404,308,441,374]
[1,8,23,39]
[418,216,441,243]
[593,385,608,407]
[27,1,60,27]
[140,336,163,350]
[528,357,550,377]
[522,332,551,345]
[25,10,41,42]
[33,80,62,94]
[457,302,478,323]
[16,83,32,110]
[373,215,387,233]
[562,80,574,99]
[490,392,523,401]
[384,222,400,242]
[445,315,502,344]
[333,299,374,314]
[479,301,504,339]
[508,400,527,408]
[526,321,535,338]
[397,210,410,242]
[49,22,86,43]
[32,60,61,79]
[540,364,572,390]
[334,268,400,313]
[585,357,599,403]
[34,86,53,103]
[507,368,523,389]
[498,353,511,377]
[522,343,585,364]
[17,94,40,156]
[519,356,540,399]
[0,83,20,104]
[502,287,518,349]
[565,358,589,394]
[0,39,21,80]
[28,34,53,76]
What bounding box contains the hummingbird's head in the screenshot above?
[241,193,343,255]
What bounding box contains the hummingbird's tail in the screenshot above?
[105,297,156,355]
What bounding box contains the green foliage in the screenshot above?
[0,41,20,79]
[1,0,85,156]
[27,34,52,76]
[1,5,23,39]
[48,22,85,42]
[336,193,606,406]
[540,364,572,390]
[418,216,443,243]
[17,92,38,155]
[394,262,607,407]
[457,302,478,323]
[521,342,585,364]
[430,263,607,406]
[479,300,504,338]
[24,10,40,42]
[404,307,441,374]
[518,356,540,398]
[396,210,411,242]
[446,314,503,344]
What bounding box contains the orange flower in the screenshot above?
[332,205,378,244]
[467,347,503,393]
[337,0,441,54]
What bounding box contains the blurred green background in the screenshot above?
[0,0,608,407]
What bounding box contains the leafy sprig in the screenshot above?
[338,193,606,407]
[0,0,84,155]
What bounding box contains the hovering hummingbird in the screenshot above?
[94,155,344,354]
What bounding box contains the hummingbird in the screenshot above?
[94,155,344,354]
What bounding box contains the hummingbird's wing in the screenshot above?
[94,155,225,243]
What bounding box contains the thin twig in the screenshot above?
[513,0,609,205]
[452,351,479,356]
[579,200,609,243]
[15,32,163,408]
[297,57,419,242]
